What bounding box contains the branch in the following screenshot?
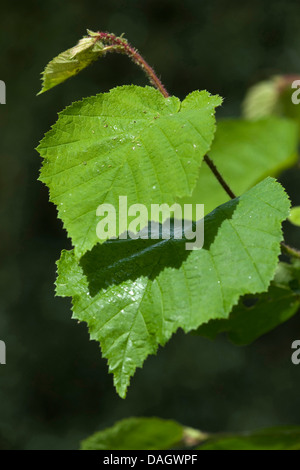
[96,32,169,98]
[95,32,237,199]
[281,242,300,260]
[203,155,237,199]
[95,33,300,263]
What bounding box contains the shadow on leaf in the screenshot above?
[80,199,239,296]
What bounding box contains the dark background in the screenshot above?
[1,0,300,450]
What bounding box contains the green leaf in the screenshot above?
[80,417,185,450]
[242,75,299,121]
[289,206,300,226]
[242,77,282,120]
[242,75,300,136]
[38,30,111,94]
[38,85,222,256]
[56,178,289,397]
[198,427,300,450]
[275,259,300,285]
[196,261,300,345]
[80,417,300,450]
[179,117,298,215]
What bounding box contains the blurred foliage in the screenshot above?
[80,417,186,450]
[198,426,300,450]
[196,261,300,345]
[289,206,300,226]
[80,416,300,450]
[1,0,300,450]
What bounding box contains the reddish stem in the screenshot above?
[95,32,236,200]
[203,155,236,199]
[96,32,169,98]
[281,242,300,260]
